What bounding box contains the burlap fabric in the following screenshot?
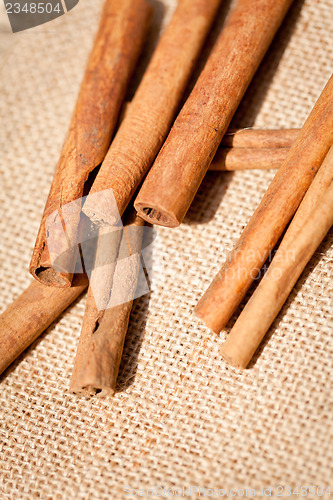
[0,0,332,498]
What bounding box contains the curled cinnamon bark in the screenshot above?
[29,0,152,287]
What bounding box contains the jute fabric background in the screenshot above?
[0,0,332,497]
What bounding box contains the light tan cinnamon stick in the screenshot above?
[209,147,289,171]
[82,0,222,225]
[70,214,145,396]
[195,75,333,333]
[0,278,87,376]
[220,145,333,368]
[134,0,293,227]
[29,0,152,287]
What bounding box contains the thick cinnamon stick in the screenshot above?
[121,103,298,152]
[210,147,289,171]
[134,0,293,227]
[70,214,145,396]
[119,103,297,170]
[83,0,222,225]
[195,75,333,333]
[0,278,87,376]
[220,145,333,368]
[29,0,151,287]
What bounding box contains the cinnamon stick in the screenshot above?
[195,75,333,333]
[70,214,145,396]
[120,102,297,170]
[205,128,299,170]
[122,102,298,152]
[0,278,87,376]
[220,145,333,368]
[209,147,289,171]
[29,0,151,287]
[82,0,222,225]
[134,0,293,227]
[210,128,299,170]
[220,128,299,149]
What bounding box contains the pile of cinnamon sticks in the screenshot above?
[1,0,332,393]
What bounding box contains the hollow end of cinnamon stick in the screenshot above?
[70,369,117,396]
[30,265,73,288]
[135,201,180,228]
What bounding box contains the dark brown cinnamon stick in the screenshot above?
[195,75,333,333]
[29,0,151,287]
[134,0,293,227]
[0,278,87,376]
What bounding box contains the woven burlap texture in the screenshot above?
[0,0,332,498]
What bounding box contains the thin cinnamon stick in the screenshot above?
[220,128,299,149]
[0,278,87,376]
[207,128,299,170]
[203,128,299,170]
[82,0,222,225]
[29,0,152,287]
[134,0,293,227]
[220,145,333,368]
[209,147,289,171]
[70,214,145,396]
[195,75,333,333]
